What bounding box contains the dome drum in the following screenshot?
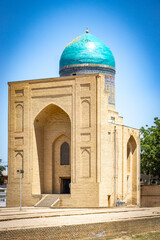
[59,63,115,77]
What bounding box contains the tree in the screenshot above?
[140,117,160,181]
[0,159,5,185]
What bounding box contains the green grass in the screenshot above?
[113,231,160,240]
[133,232,160,239]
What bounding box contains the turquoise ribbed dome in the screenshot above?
[59,33,115,69]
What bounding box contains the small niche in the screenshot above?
[81,133,91,142]
[80,84,90,91]
[15,89,24,97]
[15,137,24,146]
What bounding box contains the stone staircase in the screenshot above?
[35,195,60,208]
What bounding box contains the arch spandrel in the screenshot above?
[33,101,72,125]
[34,103,71,126]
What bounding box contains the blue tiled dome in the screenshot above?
[59,33,115,69]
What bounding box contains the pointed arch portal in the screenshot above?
[34,104,71,194]
[127,135,137,205]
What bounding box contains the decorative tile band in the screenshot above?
[60,63,115,71]
[105,75,115,105]
[59,65,115,77]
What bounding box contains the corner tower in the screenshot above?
[59,30,116,106]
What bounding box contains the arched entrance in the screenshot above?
[52,135,71,194]
[34,104,71,194]
[127,136,137,205]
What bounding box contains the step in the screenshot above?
[35,195,60,208]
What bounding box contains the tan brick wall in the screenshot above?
[7,74,140,207]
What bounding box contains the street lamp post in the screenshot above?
[17,169,24,211]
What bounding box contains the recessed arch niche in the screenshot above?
[15,104,23,132]
[127,135,137,205]
[52,135,71,193]
[34,104,71,194]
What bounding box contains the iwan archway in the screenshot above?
[127,135,137,205]
[34,104,71,194]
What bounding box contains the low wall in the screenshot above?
[141,185,160,207]
[0,217,160,240]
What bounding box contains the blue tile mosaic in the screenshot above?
[59,33,115,69]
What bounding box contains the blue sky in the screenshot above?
[0,0,160,166]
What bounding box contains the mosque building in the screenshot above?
[7,29,140,207]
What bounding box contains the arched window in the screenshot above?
[60,142,69,165]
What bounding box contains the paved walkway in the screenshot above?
[0,206,160,231]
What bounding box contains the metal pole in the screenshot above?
[114,126,117,207]
[19,171,22,211]
[17,169,23,211]
[139,133,141,207]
